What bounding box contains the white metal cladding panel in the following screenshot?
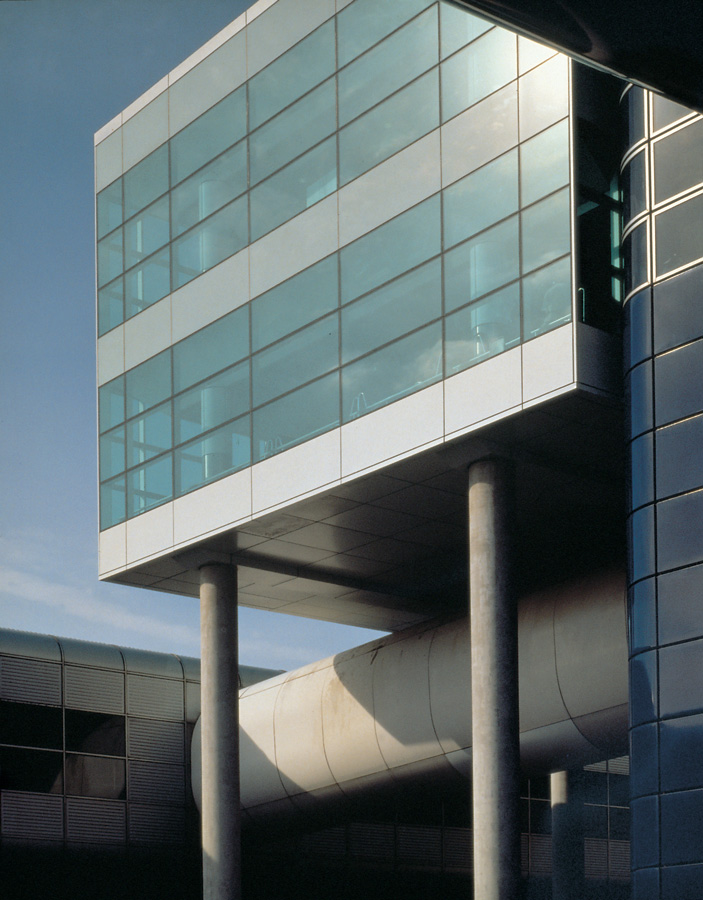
[128,804,186,843]
[348,822,394,860]
[64,665,124,713]
[128,760,185,805]
[65,798,126,843]
[529,834,552,875]
[443,827,472,869]
[126,674,183,720]
[127,719,185,763]
[0,657,61,705]
[396,825,442,867]
[585,837,609,879]
[1,791,64,841]
[609,840,631,879]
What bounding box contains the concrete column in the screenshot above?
[200,563,240,900]
[469,457,521,900]
[551,770,584,900]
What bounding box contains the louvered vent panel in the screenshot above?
[128,761,185,805]
[1,791,63,841]
[443,827,472,869]
[584,837,608,878]
[397,825,441,867]
[609,840,630,879]
[127,675,183,720]
[129,804,185,843]
[65,666,124,713]
[65,798,126,843]
[348,821,394,860]
[300,825,346,857]
[0,657,61,705]
[530,834,552,875]
[128,719,184,763]
[609,756,630,776]
[584,760,608,773]
[521,833,529,876]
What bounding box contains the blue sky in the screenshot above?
[0,0,385,668]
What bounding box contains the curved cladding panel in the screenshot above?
[236,675,288,809]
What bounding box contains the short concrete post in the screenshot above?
[469,457,521,900]
[551,770,584,900]
[200,563,240,900]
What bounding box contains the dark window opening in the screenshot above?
[65,754,126,800]
[0,747,63,793]
[65,709,125,756]
[0,700,63,750]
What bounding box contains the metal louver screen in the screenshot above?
[529,833,552,875]
[585,837,608,878]
[609,839,631,879]
[443,826,473,870]
[129,804,186,843]
[348,822,394,860]
[127,674,183,720]
[0,657,61,705]
[1,791,64,841]
[65,666,124,714]
[65,797,126,843]
[128,760,185,805]
[128,718,185,763]
[397,825,442,867]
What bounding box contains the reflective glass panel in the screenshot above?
[521,188,571,274]
[97,227,123,288]
[522,254,571,339]
[174,363,249,444]
[630,430,654,508]
[124,195,170,269]
[171,142,247,238]
[626,359,653,439]
[124,247,170,319]
[655,338,703,426]
[250,138,337,241]
[443,150,518,249]
[253,373,339,461]
[172,194,248,289]
[652,93,691,132]
[622,150,647,225]
[0,701,63,750]
[128,454,172,516]
[252,313,339,407]
[65,754,126,800]
[173,307,248,393]
[125,350,171,418]
[656,413,703,499]
[123,144,168,219]
[170,88,246,186]
[339,69,439,185]
[250,79,336,186]
[252,256,338,352]
[520,119,569,207]
[100,426,126,481]
[342,259,441,363]
[127,401,172,467]
[654,119,703,205]
[338,7,438,126]
[623,221,648,294]
[175,415,251,495]
[444,215,519,312]
[445,283,520,374]
[439,3,492,59]
[100,476,126,529]
[342,322,442,422]
[98,278,124,336]
[441,27,516,123]
[99,376,125,433]
[97,177,123,240]
[655,192,703,276]
[248,21,336,130]
[337,0,434,67]
[341,195,441,303]
[65,711,125,756]
[627,87,646,143]
[518,55,569,141]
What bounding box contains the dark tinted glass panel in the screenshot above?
[658,563,703,645]
[656,489,703,573]
[170,89,246,186]
[623,149,647,224]
[630,649,657,727]
[99,377,125,433]
[652,93,692,132]
[583,770,608,805]
[444,216,519,313]
[609,805,630,839]
[653,264,703,354]
[445,283,520,374]
[128,455,172,516]
[660,713,703,792]
[609,773,630,807]
[625,360,652,438]
[630,504,655,582]
[654,119,703,205]
[630,431,654,509]
[623,287,651,371]
[0,747,63,793]
[623,221,648,295]
[655,339,703,426]
[98,279,124,336]
[174,307,248,393]
[124,145,168,219]
[655,192,703,277]
[126,351,171,418]
[176,415,251,495]
[65,754,125,800]
[660,790,703,866]
[660,639,703,718]
[630,722,658,799]
[656,414,703,499]
[0,701,62,750]
[627,87,645,144]
[629,577,656,654]
[583,803,608,838]
[530,799,551,834]
[65,710,125,756]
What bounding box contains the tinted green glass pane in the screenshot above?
[338,7,438,126]
[520,119,570,207]
[128,455,172,516]
[250,138,337,241]
[171,142,247,238]
[99,376,125,433]
[522,254,572,338]
[253,373,339,462]
[443,150,518,249]
[342,322,442,422]
[444,215,519,312]
[342,258,441,363]
[341,195,441,303]
[521,187,571,274]
[125,350,171,417]
[123,145,168,219]
[172,195,248,289]
[654,119,703,205]
[127,401,172,467]
[170,88,246,186]
[441,28,516,123]
[173,307,248,393]
[252,255,338,352]
[176,415,251,495]
[252,313,339,407]
[98,278,124,336]
[97,178,123,240]
[124,195,170,268]
[655,192,703,276]
[445,282,520,374]
[439,3,492,59]
[337,0,433,67]
[97,228,123,288]
[248,20,336,130]
[124,248,170,319]
[100,427,126,481]
[174,362,249,444]
[250,79,336,186]
[100,476,126,529]
[339,69,439,185]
